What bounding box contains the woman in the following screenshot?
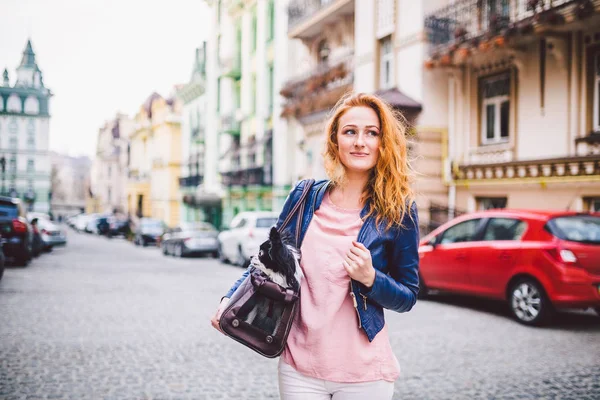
[211,92,420,399]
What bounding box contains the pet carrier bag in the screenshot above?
[219,179,315,358]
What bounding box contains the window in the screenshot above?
[107,165,111,178]
[594,52,600,131]
[317,40,329,64]
[584,197,600,212]
[8,118,18,134]
[9,157,16,172]
[24,96,39,114]
[27,120,35,148]
[230,217,247,229]
[256,217,277,228]
[547,215,600,244]
[251,8,257,53]
[440,219,483,244]
[27,159,34,172]
[483,218,527,241]
[251,74,257,114]
[481,73,510,144]
[482,0,510,31]
[377,0,394,37]
[9,136,18,149]
[476,197,507,211]
[7,94,21,113]
[267,65,274,114]
[379,36,393,89]
[267,0,275,42]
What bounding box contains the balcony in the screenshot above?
[191,125,205,143]
[424,0,586,62]
[179,174,203,188]
[220,113,241,136]
[220,55,241,80]
[221,165,272,187]
[288,0,354,39]
[280,53,353,120]
[452,154,600,182]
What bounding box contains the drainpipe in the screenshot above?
[448,73,457,219]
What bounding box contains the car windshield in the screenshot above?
[141,220,162,229]
[547,215,600,244]
[256,217,277,228]
[0,203,18,218]
[180,222,215,232]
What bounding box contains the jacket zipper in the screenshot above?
[359,293,368,311]
[349,281,362,329]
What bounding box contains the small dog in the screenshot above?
[250,227,302,292]
[244,227,302,334]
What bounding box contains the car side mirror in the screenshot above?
[428,238,438,248]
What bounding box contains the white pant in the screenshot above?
[278,360,395,400]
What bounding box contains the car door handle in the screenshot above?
[498,253,512,261]
[455,253,467,261]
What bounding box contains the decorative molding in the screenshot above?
[395,32,426,51]
[452,154,600,183]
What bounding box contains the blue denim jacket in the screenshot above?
[223,179,420,342]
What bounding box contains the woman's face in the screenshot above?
[336,106,381,176]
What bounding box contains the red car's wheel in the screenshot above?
[508,278,554,326]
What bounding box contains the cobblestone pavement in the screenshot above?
[1,230,599,400]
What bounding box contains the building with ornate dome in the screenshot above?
[0,39,52,212]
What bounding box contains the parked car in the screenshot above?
[37,218,67,251]
[30,218,44,257]
[161,222,219,258]
[133,218,165,247]
[74,214,93,232]
[0,196,33,266]
[0,237,5,280]
[217,211,279,267]
[419,209,600,326]
[106,216,130,238]
[84,214,105,234]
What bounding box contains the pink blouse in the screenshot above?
[282,192,400,383]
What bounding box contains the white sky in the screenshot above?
[0,0,210,158]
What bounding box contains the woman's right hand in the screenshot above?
[211,297,230,333]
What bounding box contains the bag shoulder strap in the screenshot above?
[278,179,315,236]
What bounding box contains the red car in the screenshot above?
[419,209,600,326]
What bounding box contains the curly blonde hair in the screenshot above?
[323,92,415,230]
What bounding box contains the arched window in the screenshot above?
[7,94,21,113]
[24,96,39,114]
[317,40,329,65]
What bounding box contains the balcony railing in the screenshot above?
[221,113,241,136]
[424,0,578,55]
[452,154,600,181]
[220,55,241,80]
[280,53,353,119]
[191,126,205,143]
[179,174,203,188]
[221,165,272,187]
[288,0,336,29]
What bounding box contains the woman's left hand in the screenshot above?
[343,241,376,288]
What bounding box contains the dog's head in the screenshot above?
[251,227,300,287]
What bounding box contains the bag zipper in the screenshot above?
[349,281,362,329]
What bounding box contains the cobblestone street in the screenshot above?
[1,230,599,400]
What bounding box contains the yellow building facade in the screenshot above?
[126,92,182,227]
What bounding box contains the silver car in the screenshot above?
[37,218,67,251]
[161,222,219,258]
